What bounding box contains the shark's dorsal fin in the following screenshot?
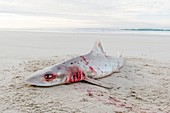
[91,41,105,55]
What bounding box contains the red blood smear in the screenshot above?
[89,66,97,74]
[80,56,86,61]
[87,92,93,97]
[109,96,121,102]
[119,103,126,107]
[80,56,89,65]
[65,66,85,83]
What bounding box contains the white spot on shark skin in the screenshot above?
[25,41,124,88]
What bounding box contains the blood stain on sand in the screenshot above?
[87,92,93,97]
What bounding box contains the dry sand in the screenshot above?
[0,31,170,113]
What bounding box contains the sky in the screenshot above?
[0,0,170,29]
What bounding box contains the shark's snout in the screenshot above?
[25,65,67,87]
[25,76,43,86]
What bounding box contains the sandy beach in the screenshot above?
[0,31,170,113]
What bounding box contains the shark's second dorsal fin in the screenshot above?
[91,41,105,55]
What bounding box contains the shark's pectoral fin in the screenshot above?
[83,77,113,89]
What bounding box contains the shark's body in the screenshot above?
[25,41,124,88]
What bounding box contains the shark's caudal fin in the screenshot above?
[91,41,106,55]
[107,52,124,70]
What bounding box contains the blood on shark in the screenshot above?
[25,41,124,88]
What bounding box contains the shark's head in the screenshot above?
[25,64,68,86]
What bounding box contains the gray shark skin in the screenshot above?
[25,41,124,89]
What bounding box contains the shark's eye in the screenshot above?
[44,73,56,81]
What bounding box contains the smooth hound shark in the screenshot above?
[25,41,124,88]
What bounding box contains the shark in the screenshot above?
[25,41,124,89]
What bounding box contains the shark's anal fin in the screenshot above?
[84,77,113,89]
